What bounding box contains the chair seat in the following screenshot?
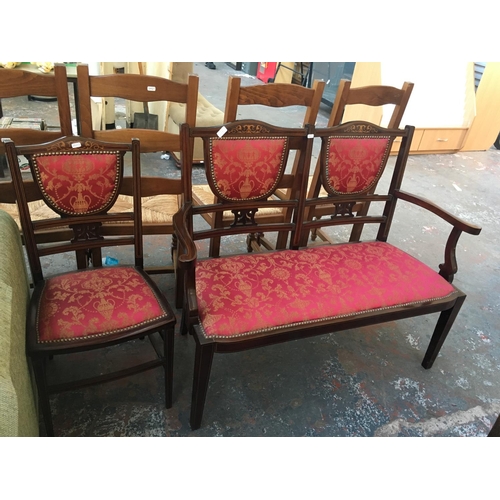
[34,266,171,345]
[0,200,59,231]
[192,184,285,221]
[109,194,179,225]
[195,241,457,339]
[1,194,179,230]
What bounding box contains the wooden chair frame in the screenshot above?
[5,135,176,436]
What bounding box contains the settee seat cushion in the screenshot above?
[195,241,456,339]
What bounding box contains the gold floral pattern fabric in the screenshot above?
[196,242,456,339]
[325,137,391,194]
[32,152,121,215]
[36,267,169,343]
[209,137,287,201]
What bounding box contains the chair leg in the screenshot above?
[349,202,370,242]
[209,236,221,258]
[488,414,500,437]
[32,356,55,436]
[275,230,289,250]
[190,336,216,430]
[421,294,466,369]
[163,327,175,409]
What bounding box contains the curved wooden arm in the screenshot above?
[173,201,197,265]
[394,190,482,283]
[173,201,199,332]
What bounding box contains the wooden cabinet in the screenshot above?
[350,62,500,154]
[418,128,468,153]
[391,129,423,154]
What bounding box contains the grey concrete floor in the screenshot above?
[1,62,499,437]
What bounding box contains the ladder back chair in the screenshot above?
[191,76,325,257]
[4,135,176,436]
[0,64,73,177]
[307,79,414,244]
[0,64,79,261]
[77,63,199,278]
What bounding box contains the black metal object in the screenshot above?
[269,62,314,87]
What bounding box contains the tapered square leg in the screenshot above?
[190,336,216,430]
[422,294,466,369]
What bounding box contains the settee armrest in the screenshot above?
[173,202,199,332]
[394,189,482,283]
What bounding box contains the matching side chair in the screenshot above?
[307,79,414,244]
[191,76,326,257]
[76,63,199,278]
[4,135,176,436]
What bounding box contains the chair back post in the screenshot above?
[377,124,415,242]
[386,81,414,129]
[291,124,315,249]
[328,79,352,126]
[185,74,200,127]
[131,137,143,268]
[53,64,73,136]
[76,64,94,137]
[223,76,241,123]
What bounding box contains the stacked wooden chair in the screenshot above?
[190,75,326,257]
[76,63,199,281]
[306,78,414,244]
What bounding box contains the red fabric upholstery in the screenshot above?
[196,242,456,339]
[325,137,390,194]
[209,137,287,201]
[32,152,121,215]
[36,267,169,343]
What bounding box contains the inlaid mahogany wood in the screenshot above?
[175,119,481,431]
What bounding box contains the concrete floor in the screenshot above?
[1,62,499,436]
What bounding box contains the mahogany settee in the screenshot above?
[174,119,482,430]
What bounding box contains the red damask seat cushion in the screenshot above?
[195,242,456,339]
[35,266,170,343]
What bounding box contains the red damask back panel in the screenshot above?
[324,137,391,195]
[31,151,122,216]
[208,137,288,201]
